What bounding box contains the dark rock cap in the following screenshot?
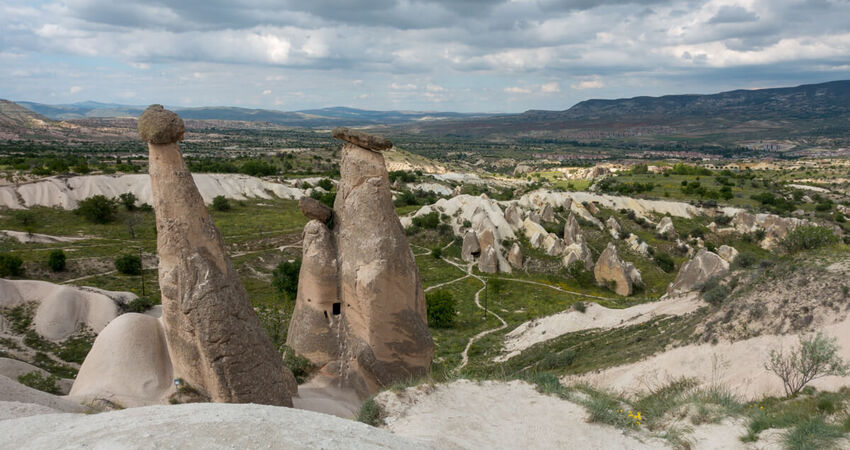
[299,196,333,223]
[332,127,392,151]
[138,104,185,144]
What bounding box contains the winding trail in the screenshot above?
[449,260,508,373]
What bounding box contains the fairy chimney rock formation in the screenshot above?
[508,243,523,269]
[594,242,642,296]
[140,105,296,406]
[668,248,729,295]
[479,246,499,274]
[461,230,481,262]
[286,220,341,367]
[289,129,433,396]
[563,213,581,246]
[299,197,333,223]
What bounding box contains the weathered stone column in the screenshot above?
[332,127,433,394]
[139,104,296,406]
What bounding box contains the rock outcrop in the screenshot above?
[142,105,296,406]
[716,245,739,264]
[540,204,555,222]
[288,129,433,397]
[594,243,642,296]
[479,246,499,274]
[504,204,522,227]
[668,249,729,294]
[70,313,172,407]
[508,243,523,269]
[478,227,496,252]
[461,230,481,262]
[656,216,676,238]
[606,216,621,239]
[563,239,594,271]
[563,213,581,246]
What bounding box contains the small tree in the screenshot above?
[212,195,231,212]
[124,212,143,238]
[765,332,850,397]
[426,290,456,328]
[75,195,118,224]
[114,254,142,275]
[119,192,137,211]
[13,210,38,234]
[272,258,301,300]
[47,249,66,272]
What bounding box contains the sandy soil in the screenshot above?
[569,315,850,400]
[292,373,362,419]
[376,379,666,449]
[497,292,703,362]
[0,402,432,449]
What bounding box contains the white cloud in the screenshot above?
[571,79,605,89]
[540,82,560,93]
[504,86,532,94]
[390,82,418,90]
[69,85,82,94]
[426,83,446,92]
[262,89,272,95]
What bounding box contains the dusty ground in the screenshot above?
[0,402,430,450]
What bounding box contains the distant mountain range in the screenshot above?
[397,80,850,140]
[14,101,496,128]
[4,79,850,146]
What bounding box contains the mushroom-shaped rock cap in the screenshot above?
[138,104,185,144]
[332,127,392,151]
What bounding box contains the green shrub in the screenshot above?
[118,192,137,211]
[426,290,456,328]
[114,254,142,275]
[13,210,38,232]
[212,195,231,211]
[731,252,758,270]
[126,297,154,313]
[357,397,382,426]
[283,346,315,384]
[17,371,61,395]
[0,253,24,277]
[412,211,440,229]
[653,252,675,273]
[703,284,730,306]
[784,417,845,450]
[55,330,96,364]
[431,247,442,259]
[565,261,594,288]
[573,301,587,313]
[766,332,850,396]
[47,249,66,272]
[272,259,301,300]
[309,189,336,208]
[539,349,577,370]
[316,178,334,191]
[75,195,118,224]
[781,226,839,253]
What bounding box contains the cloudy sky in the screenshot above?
[1,0,849,112]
